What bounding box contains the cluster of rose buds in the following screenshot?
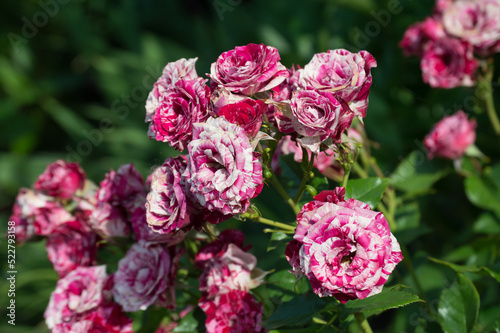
[400,0,500,88]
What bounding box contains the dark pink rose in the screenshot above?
[421,38,478,88]
[424,110,477,160]
[146,156,202,234]
[44,265,108,329]
[46,219,97,277]
[187,117,263,223]
[218,99,266,138]
[209,43,289,96]
[147,77,211,151]
[34,160,85,199]
[199,290,265,333]
[442,0,500,55]
[112,241,182,312]
[297,49,377,117]
[286,188,403,303]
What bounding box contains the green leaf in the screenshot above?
[172,309,198,332]
[473,213,500,235]
[266,270,310,301]
[341,285,422,318]
[465,166,500,217]
[344,177,390,208]
[261,294,330,329]
[390,151,448,194]
[429,257,500,283]
[437,273,479,333]
[267,232,291,252]
[136,307,169,333]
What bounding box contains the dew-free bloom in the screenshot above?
[209,43,289,96]
[44,265,109,329]
[297,49,377,117]
[424,110,477,160]
[112,241,182,312]
[187,117,263,222]
[286,188,403,303]
[34,160,86,199]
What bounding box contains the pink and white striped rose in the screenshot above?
[46,219,97,277]
[209,43,289,96]
[44,265,109,329]
[146,156,200,234]
[424,110,477,160]
[146,77,211,151]
[187,117,263,222]
[286,188,403,303]
[420,37,478,88]
[297,49,377,117]
[112,241,182,312]
[199,290,265,333]
[442,0,500,55]
[34,160,86,199]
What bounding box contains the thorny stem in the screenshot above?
[354,312,374,333]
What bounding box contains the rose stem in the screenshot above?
[354,312,373,333]
[255,216,296,232]
[479,60,500,137]
[293,148,315,205]
[269,173,301,215]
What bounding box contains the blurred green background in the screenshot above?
[1,0,499,332]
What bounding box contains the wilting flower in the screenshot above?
[146,156,199,234]
[44,265,109,329]
[286,188,403,303]
[442,0,500,55]
[199,290,265,333]
[46,219,97,277]
[289,90,354,153]
[112,241,182,312]
[34,160,86,199]
[146,77,211,151]
[209,43,289,96]
[297,49,377,117]
[187,117,263,222]
[424,110,477,160]
[420,38,478,88]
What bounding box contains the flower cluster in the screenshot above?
[286,188,403,303]
[195,230,266,333]
[400,0,500,88]
[145,44,376,232]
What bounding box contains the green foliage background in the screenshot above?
[0,0,499,332]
